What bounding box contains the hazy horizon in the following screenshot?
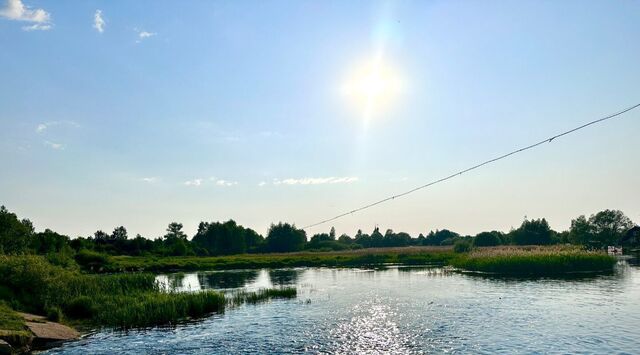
[2,0,639,239]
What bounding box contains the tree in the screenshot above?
[265,222,306,252]
[165,222,187,241]
[473,231,503,247]
[570,210,634,248]
[513,218,552,245]
[111,226,128,241]
[424,229,459,246]
[0,206,33,254]
[163,222,191,256]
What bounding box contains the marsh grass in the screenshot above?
[229,287,297,306]
[451,245,616,275]
[106,247,456,272]
[0,255,227,329]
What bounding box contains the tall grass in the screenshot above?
[451,246,616,275]
[229,287,297,306]
[0,255,299,330]
[0,255,226,329]
[105,247,456,272]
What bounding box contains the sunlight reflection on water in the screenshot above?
[46,264,640,354]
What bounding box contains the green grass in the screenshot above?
[102,247,456,273]
[0,255,227,329]
[450,246,617,275]
[0,255,299,330]
[0,302,31,348]
[229,287,297,306]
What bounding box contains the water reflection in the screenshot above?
[58,263,640,355]
[198,270,259,289]
[268,269,300,286]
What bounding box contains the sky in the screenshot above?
[1,0,639,239]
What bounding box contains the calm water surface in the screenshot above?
[47,261,640,354]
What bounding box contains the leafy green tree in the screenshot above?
[570,210,634,248]
[424,229,459,246]
[0,206,33,254]
[473,231,503,247]
[31,229,70,254]
[265,222,306,252]
[513,218,552,245]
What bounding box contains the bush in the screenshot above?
[46,306,63,322]
[64,296,95,319]
[454,241,472,253]
[75,249,110,270]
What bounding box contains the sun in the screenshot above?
[341,57,402,121]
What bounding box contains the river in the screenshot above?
[46,261,640,354]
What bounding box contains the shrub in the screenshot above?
[46,306,63,322]
[454,241,472,253]
[64,296,95,319]
[75,249,110,270]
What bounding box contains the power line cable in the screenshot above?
[301,102,640,230]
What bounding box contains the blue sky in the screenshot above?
[1,0,639,238]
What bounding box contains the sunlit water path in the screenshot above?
[47,262,640,354]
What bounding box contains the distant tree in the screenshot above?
[370,227,384,248]
[111,226,128,241]
[337,234,353,244]
[570,210,634,249]
[473,231,503,247]
[163,222,191,256]
[513,218,552,245]
[0,206,33,254]
[265,222,306,252]
[165,222,187,241]
[424,229,459,246]
[329,227,336,240]
[31,229,70,254]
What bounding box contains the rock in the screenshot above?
[18,313,79,349]
[0,339,12,354]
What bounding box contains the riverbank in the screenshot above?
[100,246,456,272]
[0,255,297,342]
[95,245,616,276]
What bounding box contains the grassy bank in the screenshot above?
[0,255,296,332]
[0,302,31,348]
[451,246,617,275]
[101,246,456,272]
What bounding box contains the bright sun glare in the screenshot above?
[342,57,402,121]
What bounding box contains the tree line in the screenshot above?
[0,205,636,259]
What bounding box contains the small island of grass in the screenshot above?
[450,246,617,275]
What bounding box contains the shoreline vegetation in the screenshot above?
[0,246,619,351]
[0,204,632,351]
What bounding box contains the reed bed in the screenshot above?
[451,246,616,275]
[228,287,297,306]
[106,247,456,273]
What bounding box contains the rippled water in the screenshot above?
[47,262,640,354]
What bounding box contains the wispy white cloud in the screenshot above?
[216,179,238,187]
[35,120,79,133]
[135,28,156,43]
[140,177,158,183]
[209,177,238,187]
[44,141,63,150]
[0,0,52,31]
[273,177,359,186]
[258,181,266,187]
[184,178,202,187]
[93,10,105,33]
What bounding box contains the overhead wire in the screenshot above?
[301,102,640,230]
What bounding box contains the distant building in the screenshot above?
[619,226,640,247]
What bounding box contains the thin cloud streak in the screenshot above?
[272,177,359,185]
[44,141,63,150]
